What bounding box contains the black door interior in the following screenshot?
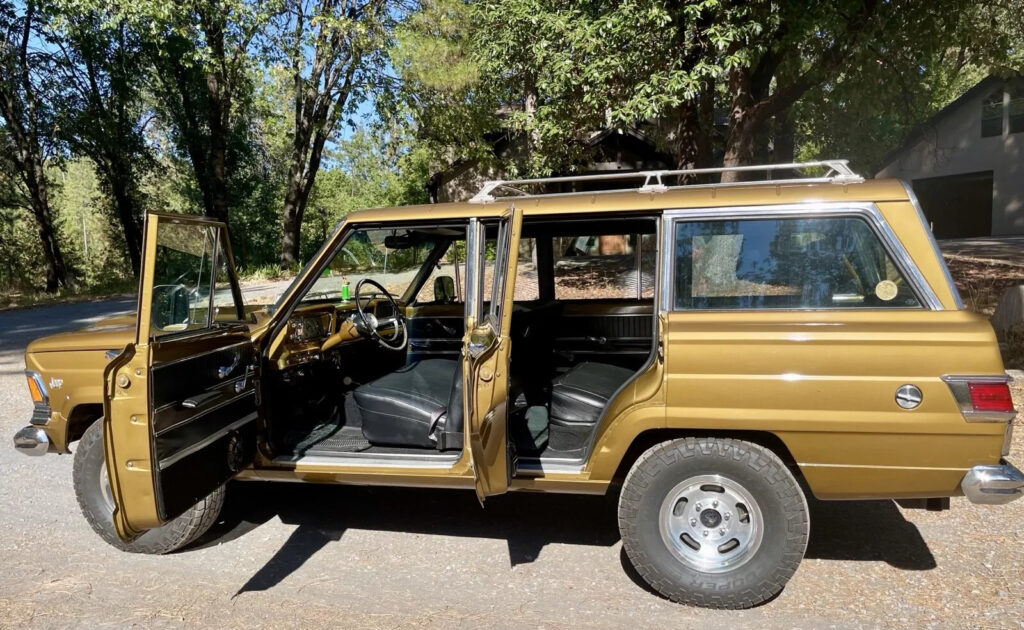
[552,301,654,371]
[406,304,465,363]
[150,325,258,521]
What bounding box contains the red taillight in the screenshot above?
[967,381,1014,413]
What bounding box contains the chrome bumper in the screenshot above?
[961,462,1024,505]
[13,426,49,456]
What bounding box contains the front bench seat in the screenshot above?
[353,359,462,449]
[548,362,635,451]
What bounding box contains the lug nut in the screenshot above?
[712,500,718,508]
[690,518,697,526]
[702,530,708,537]
[695,502,702,511]
[724,512,731,520]
[719,528,726,535]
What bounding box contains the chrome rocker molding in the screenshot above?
[14,426,49,456]
[961,463,1024,505]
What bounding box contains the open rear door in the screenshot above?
[463,208,523,502]
[103,212,258,539]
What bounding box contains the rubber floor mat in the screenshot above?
[305,425,372,454]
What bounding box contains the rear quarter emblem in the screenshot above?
[48,377,63,390]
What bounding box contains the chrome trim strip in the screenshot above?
[899,180,964,309]
[465,218,483,323]
[154,390,256,436]
[941,374,1017,422]
[157,413,256,469]
[275,452,460,469]
[662,202,943,311]
[517,457,585,475]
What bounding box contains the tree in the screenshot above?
[0,0,75,291]
[397,0,1018,184]
[115,0,281,225]
[44,2,150,275]
[275,0,395,269]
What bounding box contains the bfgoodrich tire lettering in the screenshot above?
[73,420,224,555]
[618,437,809,609]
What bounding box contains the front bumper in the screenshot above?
[13,426,49,456]
[961,462,1024,505]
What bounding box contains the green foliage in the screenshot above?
[301,126,431,262]
[3,0,1024,302]
[395,0,1024,178]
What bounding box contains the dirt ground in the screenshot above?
[2,301,1024,629]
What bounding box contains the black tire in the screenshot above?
[618,437,809,609]
[73,420,224,554]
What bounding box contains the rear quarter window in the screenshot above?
[672,215,922,310]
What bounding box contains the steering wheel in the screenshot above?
[353,278,408,351]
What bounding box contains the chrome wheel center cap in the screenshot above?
[699,509,722,528]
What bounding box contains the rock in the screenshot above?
[991,285,1024,341]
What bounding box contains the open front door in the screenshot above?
[103,212,258,539]
[463,208,523,502]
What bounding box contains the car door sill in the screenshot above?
[517,457,585,474]
[272,451,461,468]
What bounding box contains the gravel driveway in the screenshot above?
[1,299,1022,629]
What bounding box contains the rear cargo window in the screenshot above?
[672,216,922,310]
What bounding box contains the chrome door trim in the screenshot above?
[464,218,484,323]
[660,202,943,311]
[274,452,461,468]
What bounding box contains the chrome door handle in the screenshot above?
[234,366,254,393]
[218,353,240,379]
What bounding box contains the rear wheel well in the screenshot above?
[66,404,103,445]
[610,429,801,488]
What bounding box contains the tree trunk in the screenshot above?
[279,166,308,268]
[721,67,759,182]
[666,87,714,181]
[108,169,143,276]
[773,109,796,164]
[25,158,74,292]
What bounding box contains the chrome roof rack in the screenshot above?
[468,159,863,204]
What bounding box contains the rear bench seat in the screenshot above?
[548,362,635,452]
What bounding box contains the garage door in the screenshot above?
[911,171,994,239]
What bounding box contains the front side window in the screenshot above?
[672,215,921,310]
[151,222,242,337]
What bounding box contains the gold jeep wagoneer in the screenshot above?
[13,161,1022,609]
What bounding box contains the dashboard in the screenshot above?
[274,301,394,370]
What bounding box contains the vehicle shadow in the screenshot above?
[190,482,935,597]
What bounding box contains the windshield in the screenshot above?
[298,227,450,304]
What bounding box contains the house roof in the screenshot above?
[876,74,1013,171]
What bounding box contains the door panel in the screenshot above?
[149,330,257,522]
[104,213,256,538]
[405,303,465,362]
[552,301,655,369]
[464,209,522,501]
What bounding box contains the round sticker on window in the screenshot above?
[875,280,899,301]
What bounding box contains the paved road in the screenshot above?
[1,300,1022,629]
